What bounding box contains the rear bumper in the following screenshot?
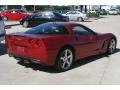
[7,47,58,66]
[10,54,42,64]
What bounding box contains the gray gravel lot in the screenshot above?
[0,15,120,85]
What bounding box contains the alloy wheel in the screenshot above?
[23,21,29,28]
[59,49,73,70]
[108,38,116,54]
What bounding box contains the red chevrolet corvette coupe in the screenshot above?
[0,9,29,21]
[5,22,117,71]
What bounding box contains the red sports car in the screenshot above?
[5,22,117,71]
[0,9,29,21]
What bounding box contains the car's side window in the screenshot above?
[34,13,43,18]
[72,25,93,36]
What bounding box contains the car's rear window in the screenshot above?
[25,23,68,35]
[53,12,63,17]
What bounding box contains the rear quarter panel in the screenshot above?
[40,35,76,65]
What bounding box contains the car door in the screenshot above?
[66,11,75,21]
[43,12,56,22]
[6,11,15,20]
[72,25,100,58]
[70,11,79,21]
[30,12,45,26]
[14,11,26,20]
[9,10,19,20]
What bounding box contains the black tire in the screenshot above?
[77,17,83,22]
[2,16,8,21]
[107,38,117,54]
[55,48,74,71]
[22,21,29,28]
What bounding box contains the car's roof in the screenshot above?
[36,11,55,13]
[43,22,80,26]
[4,9,24,12]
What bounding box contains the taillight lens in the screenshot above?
[36,40,42,47]
[28,39,34,44]
[28,39,42,47]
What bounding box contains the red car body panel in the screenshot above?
[0,10,29,20]
[5,22,114,65]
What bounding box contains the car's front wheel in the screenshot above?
[22,21,29,28]
[107,38,117,54]
[55,48,74,71]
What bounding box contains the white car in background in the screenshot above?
[63,11,88,22]
[108,9,119,15]
[0,16,5,42]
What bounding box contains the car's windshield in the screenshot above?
[25,23,68,35]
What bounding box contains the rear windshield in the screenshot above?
[53,12,63,17]
[25,23,68,35]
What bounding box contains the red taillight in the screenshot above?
[36,40,42,47]
[28,39,42,47]
[28,39,34,44]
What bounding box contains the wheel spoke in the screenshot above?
[109,39,116,53]
[66,60,71,67]
[65,50,68,57]
[60,57,65,61]
[67,54,72,59]
[62,61,66,68]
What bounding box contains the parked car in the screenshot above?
[96,9,108,15]
[63,11,88,21]
[20,11,69,28]
[0,9,29,21]
[0,16,5,42]
[5,22,117,71]
[0,8,4,13]
[108,9,119,15]
[89,10,97,13]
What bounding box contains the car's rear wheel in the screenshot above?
[2,16,8,21]
[55,48,74,71]
[107,38,116,54]
[23,21,29,28]
[77,17,83,22]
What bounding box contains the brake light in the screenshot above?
[36,40,42,47]
[28,39,42,47]
[28,39,34,44]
